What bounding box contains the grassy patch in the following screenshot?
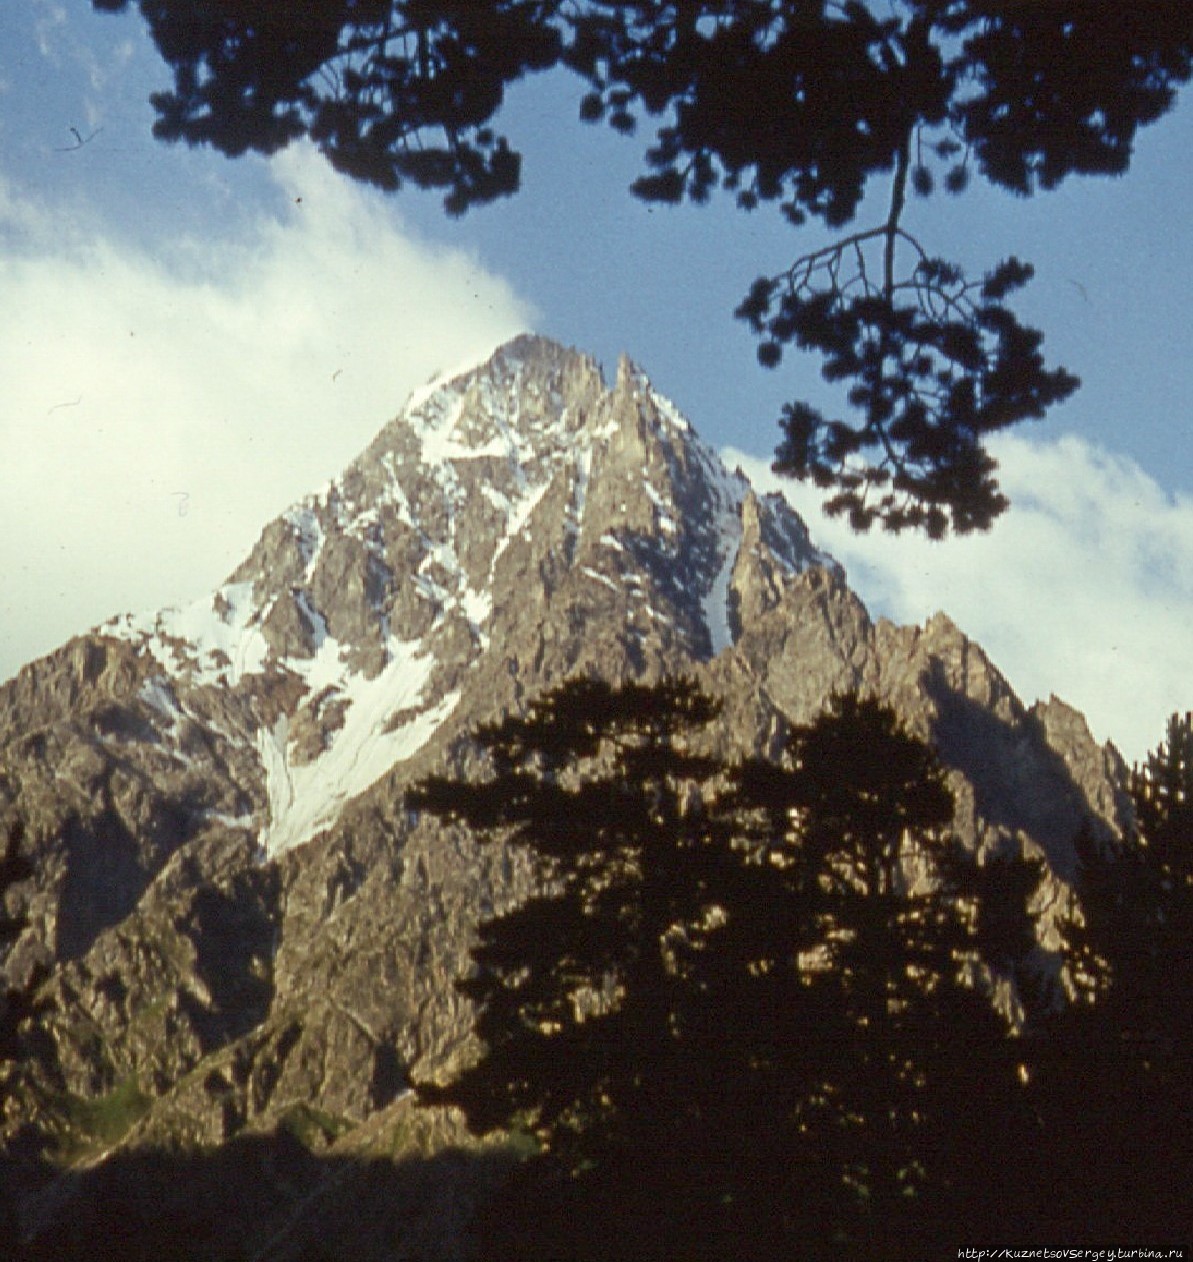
[57,1074,152,1155]
[277,1102,355,1150]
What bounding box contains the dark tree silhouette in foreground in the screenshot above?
[409,680,1043,1259]
[1026,712,1193,1239]
[91,1,1191,535]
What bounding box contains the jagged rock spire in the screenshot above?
[96,337,832,856]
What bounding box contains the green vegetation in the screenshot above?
[59,1074,152,1154]
[408,679,1048,1257]
[277,1102,355,1151]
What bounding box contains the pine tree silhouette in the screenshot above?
[409,681,1041,1258]
[92,1,1191,534]
[1029,714,1193,1239]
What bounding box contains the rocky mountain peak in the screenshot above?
[82,336,828,859]
[0,336,1135,1259]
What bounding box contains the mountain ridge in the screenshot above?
[0,334,1129,1258]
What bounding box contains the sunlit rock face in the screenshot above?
[0,335,1129,1257]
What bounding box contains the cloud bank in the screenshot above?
[0,145,532,683]
[727,437,1193,762]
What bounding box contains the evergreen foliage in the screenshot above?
[1131,709,1193,862]
[92,1,1192,535]
[408,679,1044,1257]
[1023,713,1193,1238]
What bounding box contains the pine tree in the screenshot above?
[726,693,1040,1252]
[1028,715,1193,1239]
[408,681,1040,1258]
[1131,710,1193,872]
[408,679,727,1167]
[93,1,1191,535]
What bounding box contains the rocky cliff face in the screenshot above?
[0,335,1129,1259]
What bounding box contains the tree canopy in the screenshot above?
[1004,713,1192,1240]
[407,680,1047,1256]
[95,0,1192,536]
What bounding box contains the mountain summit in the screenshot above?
[0,336,1127,1258]
[101,334,833,857]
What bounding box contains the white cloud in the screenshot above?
[0,145,532,682]
[725,435,1193,763]
[32,0,67,62]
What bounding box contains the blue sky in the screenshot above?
[2,1,1191,760]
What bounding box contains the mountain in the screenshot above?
[0,335,1128,1259]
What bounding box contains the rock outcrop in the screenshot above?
[0,335,1130,1258]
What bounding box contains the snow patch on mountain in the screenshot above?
[403,343,518,415]
[285,506,325,576]
[104,580,270,686]
[259,633,460,857]
[692,444,752,655]
[98,336,837,860]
